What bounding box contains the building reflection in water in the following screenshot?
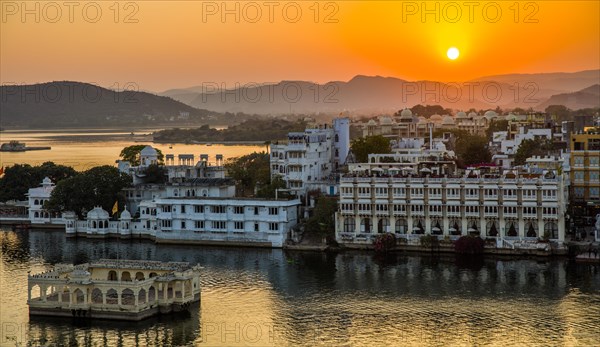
[0,229,598,346]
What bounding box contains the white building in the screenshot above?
[491,127,553,169]
[27,177,64,226]
[270,118,350,196]
[66,196,300,248]
[335,171,567,248]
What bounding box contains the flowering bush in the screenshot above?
[373,233,396,253]
[454,235,485,254]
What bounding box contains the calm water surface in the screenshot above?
[1,229,599,346]
[0,129,264,170]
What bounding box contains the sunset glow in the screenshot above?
[1,1,599,90]
[447,47,460,60]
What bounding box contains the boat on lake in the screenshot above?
[0,141,51,152]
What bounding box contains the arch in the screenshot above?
[106,289,118,304]
[360,218,371,233]
[92,221,97,229]
[486,220,499,237]
[449,219,461,235]
[343,217,355,233]
[107,270,117,281]
[148,286,156,303]
[378,218,390,233]
[121,288,134,305]
[135,272,145,281]
[121,271,132,282]
[506,221,518,237]
[467,220,479,233]
[34,211,39,218]
[72,288,85,304]
[149,272,158,278]
[31,284,41,300]
[525,221,537,238]
[186,190,191,197]
[173,189,179,197]
[34,199,39,205]
[167,283,174,299]
[201,189,208,197]
[395,219,407,234]
[544,222,558,239]
[91,288,103,304]
[138,288,147,304]
[46,286,57,301]
[431,219,443,235]
[412,219,424,234]
[60,287,70,303]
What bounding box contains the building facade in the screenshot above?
[270,118,349,196]
[569,129,600,218]
[335,173,567,246]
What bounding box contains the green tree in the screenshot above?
[45,165,132,218]
[513,138,554,165]
[455,134,492,168]
[0,162,78,202]
[224,152,271,196]
[140,164,167,184]
[256,176,287,198]
[350,135,391,162]
[119,145,164,166]
[545,105,570,122]
[485,119,509,139]
[304,196,338,238]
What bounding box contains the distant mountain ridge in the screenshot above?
[0,81,229,128]
[161,70,600,114]
[537,84,600,111]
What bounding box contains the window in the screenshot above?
[181,205,186,213]
[574,171,585,181]
[194,221,204,229]
[211,206,226,214]
[574,187,585,198]
[573,156,584,167]
[194,205,204,213]
[234,222,244,230]
[254,223,259,232]
[343,218,355,232]
[254,207,259,215]
[269,207,279,215]
[162,205,172,213]
[211,221,226,230]
[590,157,599,167]
[590,187,600,199]
[269,223,279,231]
[161,220,172,228]
[181,221,186,229]
[590,172,599,182]
[234,206,244,214]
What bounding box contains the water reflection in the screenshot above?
[1,229,599,346]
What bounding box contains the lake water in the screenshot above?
[0,129,265,170]
[1,228,599,346]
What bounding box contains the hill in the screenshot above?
[0,81,241,128]
[536,84,600,111]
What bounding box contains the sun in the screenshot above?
[447,47,459,60]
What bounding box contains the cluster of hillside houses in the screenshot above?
[8,110,600,248]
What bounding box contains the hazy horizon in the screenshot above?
[2,1,599,92]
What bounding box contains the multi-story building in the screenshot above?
[26,177,64,226]
[66,193,300,248]
[270,118,349,196]
[491,127,554,169]
[569,129,600,218]
[335,171,567,246]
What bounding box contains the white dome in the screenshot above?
[120,207,132,220]
[380,116,393,125]
[417,116,428,123]
[468,111,477,118]
[140,146,157,156]
[456,111,467,119]
[430,114,443,123]
[400,108,413,119]
[484,110,498,118]
[367,119,377,126]
[87,206,109,220]
[42,177,52,185]
[442,116,455,125]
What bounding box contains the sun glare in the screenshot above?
[447,47,459,60]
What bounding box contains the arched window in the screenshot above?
[73,288,85,304]
[412,219,424,234]
[121,289,134,305]
[431,219,443,235]
[135,272,145,281]
[360,218,371,233]
[544,222,558,239]
[378,218,389,233]
[343,218,355,232]
[486,220,499,237]
[173,189,179,197]
[468,220,479,233]
[526,221,537,238]
[34,212,39,218]
[335,134,339,143]
[395,219,407,234]
[91,288,103,304]
[506,221,518,237]
[449,219,461,235]
[106,289,118,304]
[108,271,117,281]
[121,271,132,282]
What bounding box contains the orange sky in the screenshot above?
[1,1,599,92]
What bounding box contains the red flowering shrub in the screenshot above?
[373,233,396,253]
[454,235,485,254]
